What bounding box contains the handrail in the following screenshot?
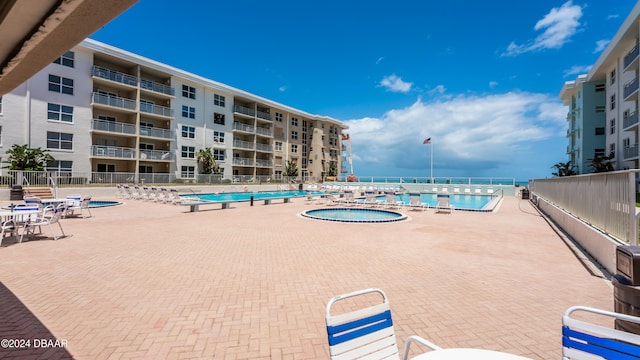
[22,175,30,187]
[49,176,58,198]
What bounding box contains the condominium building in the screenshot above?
[0,39,347,183]
[559,75,606,174]
[561,2,640,174]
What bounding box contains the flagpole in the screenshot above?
[430,141,433,183]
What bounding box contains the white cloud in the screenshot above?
[379,74,413,93]
[279,85,287,92]
[344,92,566,177]
[428,85,446,95]
[563,64,592,77]
[593,39,610,53]
[608,14,620,19]
[489,81,499,88]
[503,0,583,56]
[376,57,384,64]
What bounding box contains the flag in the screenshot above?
[423,137,431,144]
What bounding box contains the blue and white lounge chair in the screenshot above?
[325,288,436,360]
[562,306,640,359]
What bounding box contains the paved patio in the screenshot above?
[0,195,613,359]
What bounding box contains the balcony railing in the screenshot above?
[624,111,639,129]
[233,122,254,133]
[624,145,639,159]
[233,139,255,150]
[624,44,640,69]
[140,101,173,117]
[140,126,172,139]
[256,110,272,121]
[92,92,137,111]
[256,127,273,137]
[255,143,272,152]
[256,159,273,167]
[92,66,137,87]
[233,105,255,117]
[91,119,136,135]
[232,157,254,166]
[91,145,136,159]
[140,78,174,96]
[624,76,639,99]
[139,149,173,161]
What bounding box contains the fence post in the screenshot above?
[630,171,639,246]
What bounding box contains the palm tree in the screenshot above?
[284,160,298,177]
[5,144,54,170]
[196,148,219,174]
[551,161,577,177]
[588,154,615,173]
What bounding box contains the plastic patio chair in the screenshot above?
[21,204,66,241]
[325,288,437,360]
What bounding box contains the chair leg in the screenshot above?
[57,222,65,238]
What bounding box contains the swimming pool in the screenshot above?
[370,193,497,211]
[301,208,407,223]
[184,190,324,202]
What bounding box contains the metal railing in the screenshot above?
[139,149,173,161]
[233,105,255,117]
[624,145,639,160]
[529,170,638,244]
[140,78,174,96]
[256,127,273,137]
[233,122,254,133]
[92,92,136,111]
[140,101,173,117]
[255,143,272,152]
[232,157,254,166]
[92,66,137,87]
[256,110,272,121]
[92,119,136,134]
[624,111,639,129]
[624,44,639,69]
[233,139,255,150]
[91,145,136,159]
[624,76,639,99]
[140,126,172,139]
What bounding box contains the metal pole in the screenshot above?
[430,141,433,183]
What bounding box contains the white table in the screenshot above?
[0,209,41,242]
[411,348,532,360]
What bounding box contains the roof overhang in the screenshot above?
[0,0,137,96]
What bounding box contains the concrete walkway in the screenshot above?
[0,195,613,359]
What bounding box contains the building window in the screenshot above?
[214,94,225,107]
[214,113,225,125]
[47,131,73,150]
[0,96,3,114]
[47,160,72,176]
[611,94,616,110]
[47,103,73,123]
[595,84,605,92]
[48,74,74,95]
[275,141,282,151]
[595,105,605,113]
[595,127,605,135]
[97,163,116,172]
[594,148,605,157]
[181,126,195,139]
[53,51,75,68]
[182,105,195,119]
[302,132,307,145]
[214,131,225,143]
[275,170,282,180]
[291,117,298,126]
[610,143,615,158]
[214,149,225,161]
[291,144,298,153]
[611,69,616,85]
[291,131,298,140]
[181,166,195,178]
[624,138,631,148]
[181,146,195,158]
[182,85,196,99]
[275,112,283,122]
[610,118,616,134]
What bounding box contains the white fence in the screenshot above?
[529,170,638,244]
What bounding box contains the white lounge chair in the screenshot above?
[435,194,453,213]
[66,196,92,218]
[325,288,437,360]
[408,193,427,211]
[383,192,403,209]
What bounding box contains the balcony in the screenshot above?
[233,105,255,117]
[624,145,639,160]
[233,122,254,133]
[140,126,173,139]
[92,92,136,111]
[623,111,639,130]
[233,139,255,150]
[624,44,639,70]
[140,101,173,118]
[91,145,136,159]
[256,159,273,167]
[91,119,136,135]
[232,157,254,166]
[139,149,173,161]
[92,66,137,87]
[256,127,273,137]
[140,78,174,97]
[256,110,272,121]
[624,76,639,101]
[255,143,272,152]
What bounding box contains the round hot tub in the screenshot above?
[301,207,407,223]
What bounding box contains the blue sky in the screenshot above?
[91,0,637,181]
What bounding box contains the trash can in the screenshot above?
[10,185,23,201]
[613,246,640,334]
[521,188,529,200]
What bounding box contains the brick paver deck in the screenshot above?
[0,195,613,359]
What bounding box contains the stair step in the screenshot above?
[24,187,54,199]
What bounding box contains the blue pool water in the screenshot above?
[373,193,494,211]
[302,208,407,223]
[185,190,323,202]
